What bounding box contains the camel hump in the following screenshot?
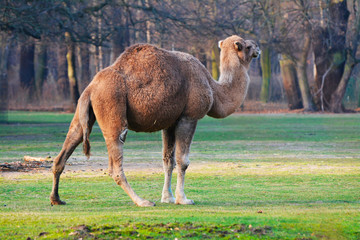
[114,43,162,65]
[123,43,159,55]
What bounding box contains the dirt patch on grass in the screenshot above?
[64,222,273,239]
[0,157,164,179]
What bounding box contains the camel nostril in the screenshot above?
[254,49,261,58]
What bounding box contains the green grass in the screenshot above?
[0,111,359,239]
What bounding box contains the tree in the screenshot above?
[328,0,360,112]
[78,43,91,92]
[312,0,350,111]
[280,55,303,109]
[296,21,317,111]
[65,32,80,111]
[256,0,277,103]
[19,40,35,97]
[110,6,130,63]
[260,46,271,102]
[57,42,69,99]
[276,0,318,111]
[0,32,10,122]
[34,38,47,100]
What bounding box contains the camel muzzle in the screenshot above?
[253,48,261,58]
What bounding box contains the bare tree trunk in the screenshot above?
[329,0,359,112]
[280,55,303,109]
[211,41,220,80]
[110,8,130,63]
[208,0,219,80]
[65,32,80,111]
[312,0,349,111]
[57,42,69,99]
[111,30,125,63]
[296,29,317,111]
[78,43,90,93]
[329,52,358,112]
[145,0,152,43]
[34,39,47,100]
[0,33,10,123]
[260,46,271,103]
[135,0,142,42]
[20,40,35,99]
[97,17,103,71]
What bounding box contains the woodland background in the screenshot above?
[0,0,359,116]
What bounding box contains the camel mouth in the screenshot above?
[253,49,261,58]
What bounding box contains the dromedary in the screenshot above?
[50,35,261,207]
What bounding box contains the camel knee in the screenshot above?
[178,158,190,171]
[112,173,126,186]
[181,162,189,171]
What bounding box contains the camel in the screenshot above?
[50,35,260,207]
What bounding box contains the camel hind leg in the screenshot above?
[104,135,155,207]
[50,109,95,205]
[92,87,155,207]
[97,119,155,207]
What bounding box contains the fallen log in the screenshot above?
[0,161,51,172]
[23,156,52,162]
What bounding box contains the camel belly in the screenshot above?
[125,79,212,132]
[127,113,180,132]
[126,87,186,132]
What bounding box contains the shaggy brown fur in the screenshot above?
[50,35,260,207]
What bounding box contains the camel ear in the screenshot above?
[234,41,243,51]
[218,40,223,49]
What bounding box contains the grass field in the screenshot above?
[0,111,359,239]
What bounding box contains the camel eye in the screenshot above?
[235,42,243,51]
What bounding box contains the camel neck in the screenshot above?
[207,60,250,118]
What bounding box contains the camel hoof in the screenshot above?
[161,196,175,203]
[50,199,66,205]
[175,198,194,205]
[137,199,156,207]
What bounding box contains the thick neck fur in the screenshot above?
[207,48,250,118]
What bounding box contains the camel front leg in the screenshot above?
[174,118,197,205]
[106,136,155,207]
[161,127,176,203]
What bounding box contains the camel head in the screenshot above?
[245,40,261,59]
[218,35,261,66]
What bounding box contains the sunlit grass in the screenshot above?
[0,111,359,239]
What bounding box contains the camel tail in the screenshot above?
[78,90,93,159]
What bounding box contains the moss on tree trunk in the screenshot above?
[280,55,303,109]
[211,46,219,80]
[329,52,357,112]
[260,47,271,103]
[65,32,80,111]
